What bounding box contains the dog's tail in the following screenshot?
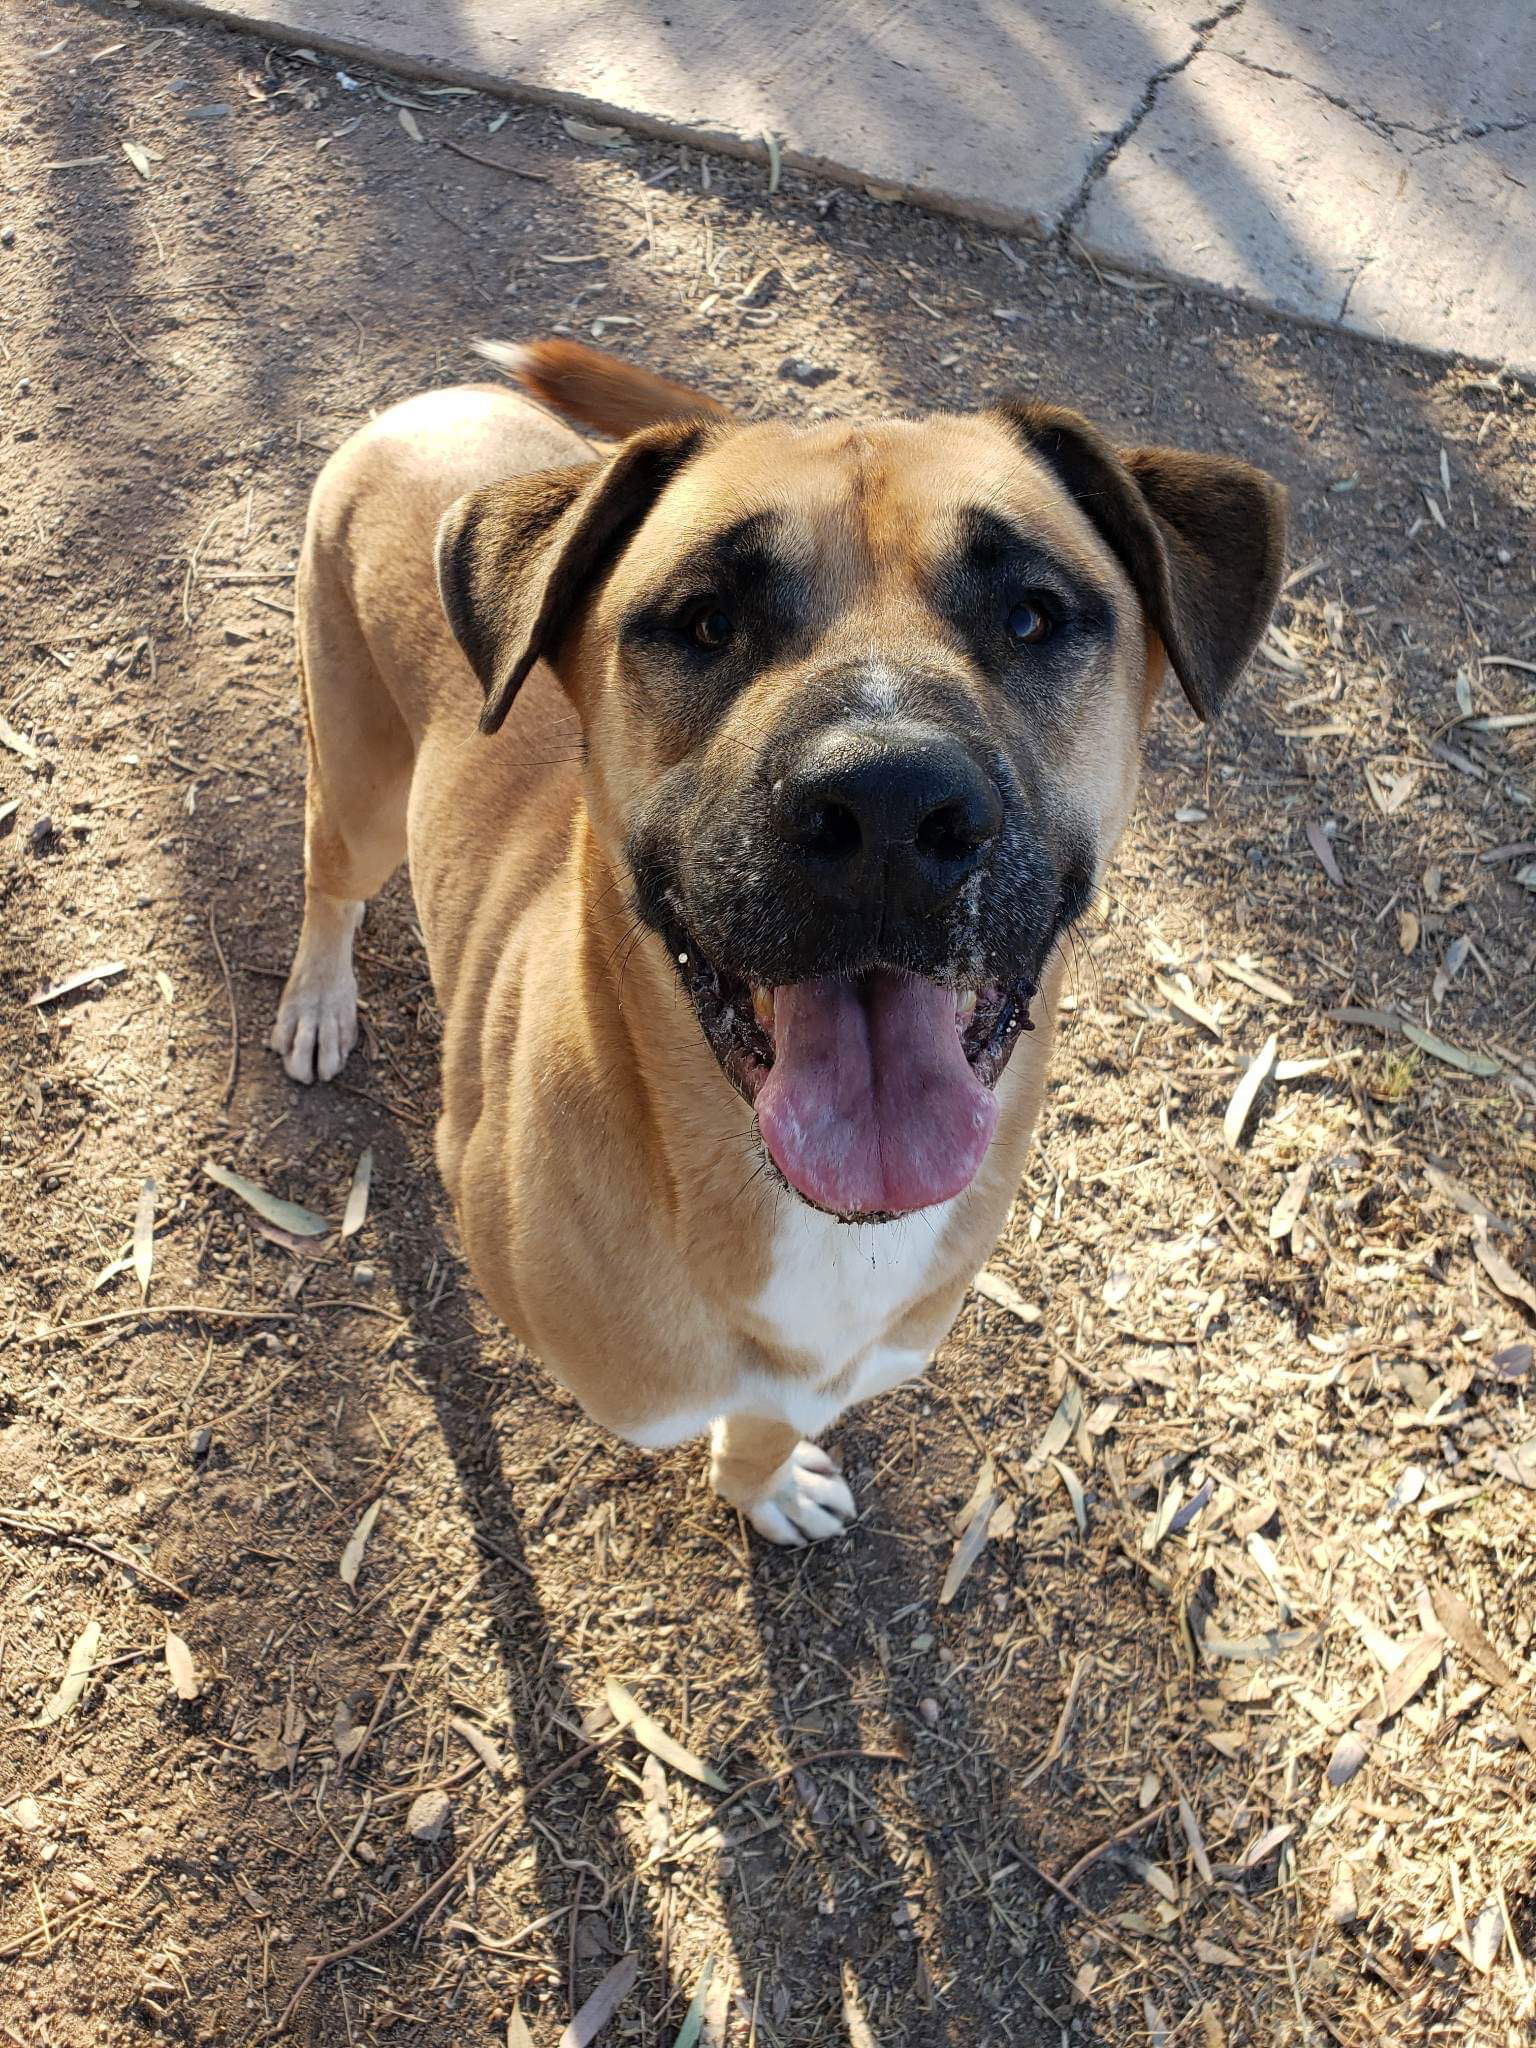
[474,338,730,437]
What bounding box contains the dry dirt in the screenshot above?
[3,4,1536,2046]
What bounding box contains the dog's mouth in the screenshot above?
[670,936,1035,1220]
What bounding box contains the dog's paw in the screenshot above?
[270,969,358,1084]
[742,1442,856,1546]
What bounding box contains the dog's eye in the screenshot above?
[1005,598,1053,647]
[686,602,734,651]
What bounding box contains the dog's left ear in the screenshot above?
[437,418,714,734]
[998,403,1287,720]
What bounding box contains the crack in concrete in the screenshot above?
[1056,0,1248,237]
[1221,52,1534,152]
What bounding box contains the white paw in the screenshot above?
[270,969,358,1085]
[744,1442,856,1547]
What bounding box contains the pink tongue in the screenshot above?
[755,971,998,1216]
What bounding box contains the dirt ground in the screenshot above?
[3,4,1535,2045]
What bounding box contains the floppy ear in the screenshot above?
[436,418,713,734]
[997,403,1287,720]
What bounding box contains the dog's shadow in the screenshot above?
[343,1120,1100,2047]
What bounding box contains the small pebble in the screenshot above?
[352,1262,376,1287]
[778,356,837,387]
[27,815,53,850]
[188,1426,212,1461]
[917,1697,940,1728]
[0,226,14,248]
[407,1788,451,1842]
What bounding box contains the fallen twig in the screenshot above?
[274,1741,600,2031]
[208,906,239,1108]
[0,1509,189,1602]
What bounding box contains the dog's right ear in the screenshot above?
[436,419,713,734]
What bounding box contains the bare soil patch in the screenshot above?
[2,4,1534,2044]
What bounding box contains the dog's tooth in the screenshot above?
[956,988,978,1024]
[751,985,775,1034]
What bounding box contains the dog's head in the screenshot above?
[438,392,1285,1221]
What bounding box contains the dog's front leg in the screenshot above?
[709,1416,856,1547]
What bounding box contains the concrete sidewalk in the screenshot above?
[152,0,1535,371]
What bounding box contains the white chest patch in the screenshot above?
[750,1196,956,1382]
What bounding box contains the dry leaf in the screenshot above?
[558,1951,639,2046]
[1487,1442,1536,1490]
[1031,1380,1083,1467]
[669,1957,716,2048]
[154,968,175,1003]
[562,116,628,146]
[1050,1459,1087,1537]
[1397,909,1420,955]
[250,1704,287,1772]
[1212,957,1293,1005]
[1429,1586,1513,1686]
[165,1627,199,1701]
[940,1487,999,1603]
[1305,820,1345,886]
[1224,1034,1277,1149]
[1473,1235,1536,1317]
[35,1621,102,1727]
[507,2012,535,2048]
[131,1175,156,1300]
[973,1268,1040,1322]
[1401,1023,1499,1077]
[640,1750,671,1854]
[1469,1903,1503,1974]
[1178,1795,1213,1884]
[338,1498,382,1588]
[122,139,152,179]
[0,713,40,762]
[1268,1159,1313,1239]
[1359,1630,1445,1732]
[1154,974,1222,1036]
[1424,1162,1512,1235]
[28,961,127,1006]
[398,108,424,144]
[205,1160,328,1237]
[1327,1730,1369,1785]
[841,1964,879,2048]
[604,1679,727,1791]
[341,1146,373,1237]
[449,1715,506,1778]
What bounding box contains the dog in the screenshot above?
[271,340,1285,1544]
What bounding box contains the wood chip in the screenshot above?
[604,1680,727,1791]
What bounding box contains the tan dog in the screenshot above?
[271,341,1284,1544]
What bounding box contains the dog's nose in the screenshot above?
[771,723,1002,917]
